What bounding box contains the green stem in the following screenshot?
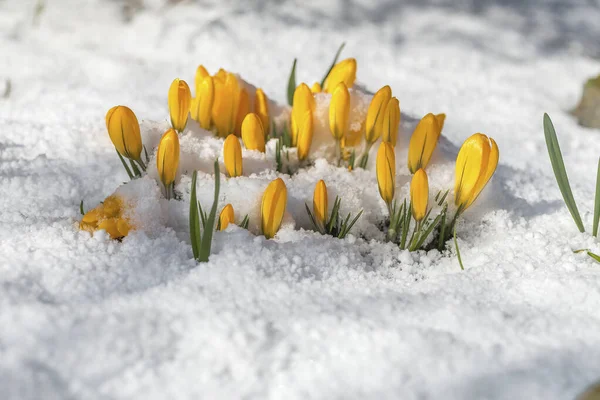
[454,225,464,270]
[116,150,134,180]
[358,142,373,169]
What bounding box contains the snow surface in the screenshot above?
[2,0,600,399]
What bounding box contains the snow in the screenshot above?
[2,0,600,399]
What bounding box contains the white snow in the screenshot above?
[2,0,600,399]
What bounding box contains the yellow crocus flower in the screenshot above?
[382,97,400,147]
[365,85,392,144]
[192,75,214,131]
[407,113,441,173]
[323,58,357,93]
[313,179,328,227]
[156,128,180,198]
[195,65,209,94]
[105,105,143,162]
[329,82,350,141]
[376,141,396,206]
[218,204,235,231]
[296,109,313,161]
[234,88,250,137]
[80,195,133,239]
[241,113,265,152]
[261,178,287,239]
[223,134,243,177]
[454,133,499,210]
[255,88,270,137]
[168,78,192,133]
[291,83,315,146]
[212,73,240,137]
[311,82,322,93]
[410,168,429,221]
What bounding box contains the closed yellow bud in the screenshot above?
[313,179,328,226]
[223,134,243,177]
[407,113,441,173]
[195,65,209,93]
[382,97,400,147]
[323,58,357,93]
[241,113,265,152]
[311,82,322,93]
[376,141,396,206]
[329,82,350,141]
[291,83,315,146]
[234,88,250,136]
[218,204,235,231]
[156,128,180,189]
[410,168,429,221]
[296,109,313,161]
[212,73,239,137]
[168,79,192,133]
[454,133,499,210]
[365,85,392,144]
[105,105,142,161]
[192,75,214,130]
[255,88,270,137]
[261,178,287,239]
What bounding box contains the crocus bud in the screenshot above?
[454,133,499,210]
[376,141,396,206]
[223,134,243,177]
[255,88,270,137]
[291,83,315,146]
[296,109,313,161]
[212,73,239,137]
[313,179,328,227]
[323,58,357,93]
[218,204,235,231]
[381,97,400,147]
[407,113,441,173]
[261,178,287,239]
[80,195,133,239]
[106,105,143,162]
[193,75,214,131]
[168,79,192,133]
[234,88,250,136]
[311,82,322,93]
[365,85,392,144]
[195,65,209,93]
[329,82,350,141]
[241,113,265,152]
[156,128,180,195]
[410,168,429,221]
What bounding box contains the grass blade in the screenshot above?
[454,226,464,271]
[543,113,585,232]
[340,209,363,239]
[116,150,134,179]
[79,200,85,215]
[320,42,346,87]
[287,58,297,106]
[594,158,600,237]
[189,170,201,260]
[198,160,221,262]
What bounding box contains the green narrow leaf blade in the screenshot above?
[199,160,221,262]
[116,150,134,179]
[287,58,297,106]
[594,158,600,237]
[320,42,346,87]
[454,226,465,271]
[189,170,200,260]
[79,200,85,215]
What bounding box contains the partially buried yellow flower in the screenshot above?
[382,97,400,147]
[255,88,270,137]
[410,168,429,222]
[156,128,180,198]
[323,58,357,93]
[80,195,133,240]
[313,179,328,227]
[329,82,350,141]
[261,178,287,239]
[168,79,192,133]
[296,109,313,161]
[365,85,392,144]
[291,83,315,146]
[376,141,396,206]
[241,113,265,152]
[105,105,142,162]
[407,113,441,173]
[454,133,499,210]
[218,204,235,231]
[223,134,243,177]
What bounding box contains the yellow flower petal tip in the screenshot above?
[329,82,350,141]
[223,134,243,177]
[365,85,392,144]
[194,65,209,93]
[382,97,400,147]
[407,113,441,173]
[261,178,287,239]
[192,75,214,131]
[218,204,235,231]
[168,78,192,133]
[241,113,266,152]
[79,195,133,240]
[105,105,142,161]
[376,141,396,206]
[296,109,314,161]
[255,88,270,137]
[234,87,250,137]
[410,168,429,221]
[313,179,328,227]
[156,128,180,194]
[311,82,322,93]
[291,83,315,146]
[454,133,499,210]
[323,58,357,93]
[435,113,446,132]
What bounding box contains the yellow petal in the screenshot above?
[407,113,440,173]
[116,218,132,237]
[218,204,235,231]
[102,195,123,218]
[376,141,396,206]
[435,113,446,133]
[291,83,315,146]
[234,88,250,137]
[79,208,101,232]
[465,136,499,208]
[313,179,328,226]
[105,105,142,161]
[156,128,180,188]
[261,178,287,239]
[323,58,357,93]
[454,133,491,209]
[311,82,322,93]
[382,97,400,147]
[296,109,313,161]
[223,134,243,177]
[168,79,192,133]
[254,88,270,137]
[194,65,209,94]
[410,168,429,221]
[328,82,350,140]
[214,68,227,81]
[196,76,214,130]
[241,113,265,152]
[342,119,364,149]
[98,218,123,239]
[365,86,392,143]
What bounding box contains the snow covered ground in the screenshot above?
[2,0,600,398]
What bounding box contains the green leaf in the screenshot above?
[594,158,600,237]
[79,200,85,215]
[189,170,201,260]
[453,226,464,271]
[320,42,346,87]
[287,58,297,106]
[116,150,134,180]
[198,160,220,262]
[574,248,600,263]
[340,209,363,239]
[437,204,448,251]
[129,158,141,177]
[543,113,585,232]
[239,215,250,230]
